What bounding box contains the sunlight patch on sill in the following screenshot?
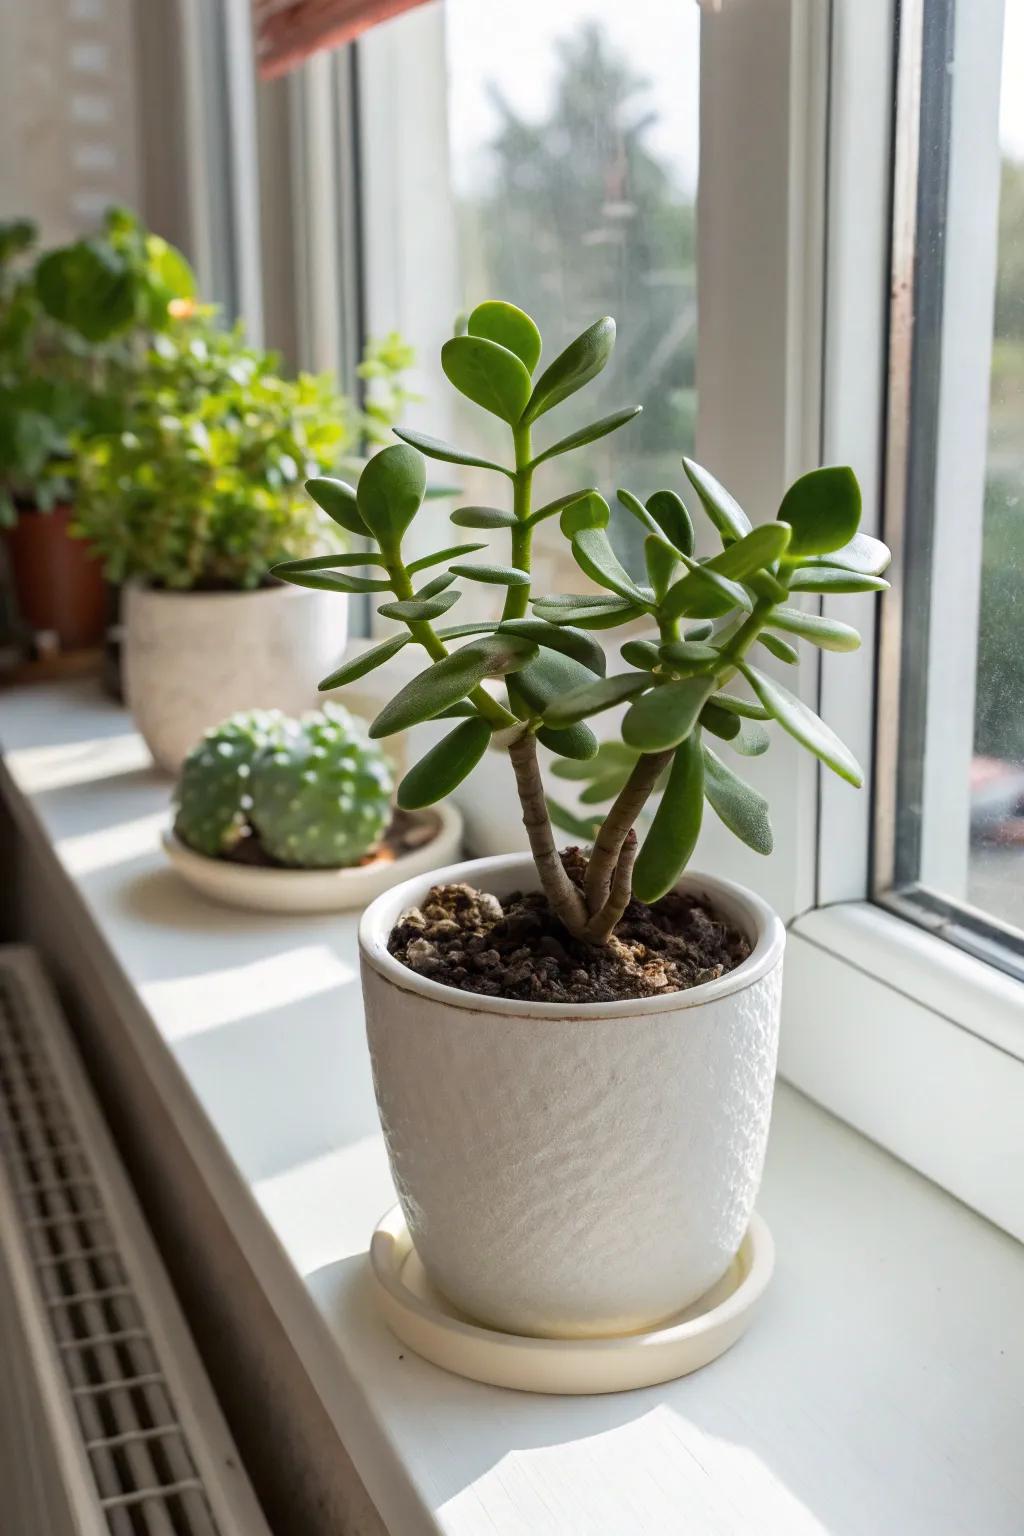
[58,811,168,874]
[141,944,356,1041]
[11,733,153,792]
[255,1135,393,1273]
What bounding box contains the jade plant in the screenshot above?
[273,300,890,942]
[174,705,393,867]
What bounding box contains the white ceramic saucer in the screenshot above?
[369,1204,774,1395]
[162,802,462,913]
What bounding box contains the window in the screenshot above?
[875,0,1024,980]
[443,0,699,604]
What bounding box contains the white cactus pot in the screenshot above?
[123,580,347,774]
[360,853,785,1340]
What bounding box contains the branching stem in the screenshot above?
[583,748,673,913]
[507,731,589,937]
[583,829,637,944]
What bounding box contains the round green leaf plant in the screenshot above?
[72,316,415,590]
[276,300,891,945]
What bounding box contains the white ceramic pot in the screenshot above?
[123,580,346,773]
[360,853,785,1340]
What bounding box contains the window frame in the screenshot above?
[345,0,1023,1235]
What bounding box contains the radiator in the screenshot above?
[0,946,272,1536]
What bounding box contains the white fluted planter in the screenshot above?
[123,580,347,774]
[360,853,785,1340]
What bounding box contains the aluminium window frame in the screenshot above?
[346,0,1023,1236]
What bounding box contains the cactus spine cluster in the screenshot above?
[174,704,393,868]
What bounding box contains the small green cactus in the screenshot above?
[174,710,286,857]
[174,704,394,868]
[250,705,393,867]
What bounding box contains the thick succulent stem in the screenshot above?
[507,730,589,937]
[583,829,638,945]
[500,422,534,621]
[387,559,518,732]
[583,748,673,914]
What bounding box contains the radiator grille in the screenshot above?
[0,961,223,1536]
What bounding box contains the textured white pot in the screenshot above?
[123,580,346,774]
[360,853,785,1339]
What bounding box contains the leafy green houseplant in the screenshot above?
[278,299,889,953]
[283,300,891,1340]
[0,210,196,652]
[69,307,412,771]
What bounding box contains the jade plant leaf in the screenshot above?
[305,476,367,537]
[704,522,792,581]
[702,746,773,854]
[536,723,600,760]
[271,552,389,575]
[620,639,661,671]
[660,562,753,621]
[393,426,513,479]
[318,633,409,691]
[522,316,615,424]
[277,569,392,594]
[731,720,771,756]
[682,457,753,543]
[778,466,861,557]
[798,531,891,577]
[709,691,771,720]
[449,563,531,586]
[530,406,641,469]
[499,619,606,675]
[413,572,457,600]
[550,741,638,780]
[441,335,533,424]
[622,677,715,751]
[785,567,890,593]
[542,671,650,727]
[467,300,542,373]
[768,605,861,652]
[397,718,493,810]
[699,701,742,740]
[659,638,719,671]
[632,734,705,903]
[450,505,517,529]
[507,650,599,719]
[377,591,461,621]
[571,527,651,606]
[559,491,609,537]
[369,635,538,737]
[526,488,600,527]
[406,542,487,574]
[738,661,863,786]
[356,443,426,549]
[531,593,644,629]
[646,489,695,557]
[644,537,678,601]
[756,631,799,664]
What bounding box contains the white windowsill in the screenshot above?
[1,679,1022,1536]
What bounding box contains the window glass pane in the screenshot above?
[971,1,1024,931]
[443,0,699,610]
[886,0,1024,967]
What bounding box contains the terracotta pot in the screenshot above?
[123,579,348,773]
[360,853,785,1339]
[3,503,108,652]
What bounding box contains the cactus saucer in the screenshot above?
[162,802,463,913]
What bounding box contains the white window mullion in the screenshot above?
[694,0,828,924]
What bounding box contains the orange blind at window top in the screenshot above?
[253,0,434,80]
